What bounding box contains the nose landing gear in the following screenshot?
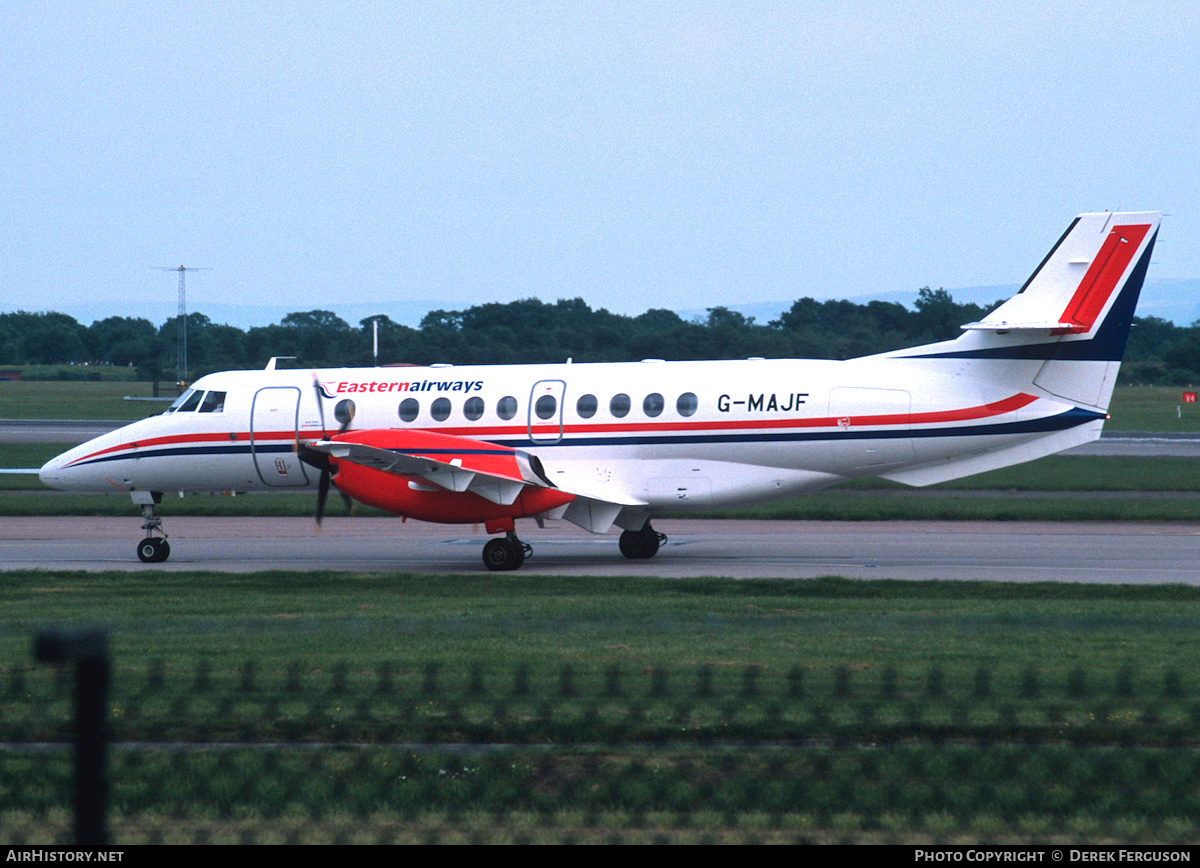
[132,492,171,563]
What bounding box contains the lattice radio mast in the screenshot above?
[152,265,210,384]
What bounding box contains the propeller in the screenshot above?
[297,374,354,527]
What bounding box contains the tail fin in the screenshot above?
[966,211,1159,343]
[903,211,1160,412]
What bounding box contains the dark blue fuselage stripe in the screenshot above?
[69,443,274,469]
[66,408,1101,467]
[494,407,1100,448]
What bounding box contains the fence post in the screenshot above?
[33,628,110,847]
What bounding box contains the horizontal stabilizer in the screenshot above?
[961,320,1079,332]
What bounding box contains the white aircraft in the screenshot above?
[40,211,1161,570]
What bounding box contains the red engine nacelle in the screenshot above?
[325,428,575,526]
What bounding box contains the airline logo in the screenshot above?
[320,379,485,395]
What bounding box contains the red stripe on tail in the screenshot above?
[1060,223,1150,332]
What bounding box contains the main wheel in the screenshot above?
[482,537,525,571]
[619,526,664,560]
[137,538,170,563]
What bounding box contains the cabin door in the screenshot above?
[528,380,567,444]
[251,386,310,487]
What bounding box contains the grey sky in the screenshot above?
[3,1,1197,327]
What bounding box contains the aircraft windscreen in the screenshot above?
[165,389,198,413]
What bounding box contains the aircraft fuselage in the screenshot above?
[39,354,1087,511]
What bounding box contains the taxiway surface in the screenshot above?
[3,516,1198,583]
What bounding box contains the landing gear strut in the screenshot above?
[619,523,666,560]
[133,492,170,564]
[482,531,531,572]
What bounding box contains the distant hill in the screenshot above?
[7,279,1197,330]
[677,279,1200,328]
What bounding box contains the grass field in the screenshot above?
[1107,385,1200,432]
[0,378,170,422]
[4,375,1200,842]
[7,573,1200,843]
[6,572,1200,675]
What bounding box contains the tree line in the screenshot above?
[2,288,1197,384]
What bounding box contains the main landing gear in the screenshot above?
[132,492,171,564]
[482,532,532,572]
[481,522,667,571]
[619,523,667,560]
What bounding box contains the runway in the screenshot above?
[3,516,1199,584]
[5,420,1198,583]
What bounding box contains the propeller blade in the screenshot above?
[312,373,329,438]
[316,466,330,527]
[306,380,353,528]
[296,445,328,472]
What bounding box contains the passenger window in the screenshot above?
[643,393,664,417]
[398,398,419,422]
[497,396,518,420]
[610,393,631,418]
[577,394,598,419]
[535,395,557,420]
[334,399,356,426]
[431,397,451,421]
[677,392,698,417]
[199,391,226,413]
[464,396,484,421]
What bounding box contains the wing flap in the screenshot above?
[562,497,626,534]
[467,477,526,506]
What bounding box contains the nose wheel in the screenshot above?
[137,536,171,563]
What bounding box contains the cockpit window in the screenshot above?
[165,389,197,413]
[198,391,226,413]
[167,389,204,413]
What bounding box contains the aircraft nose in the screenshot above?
[38,453,66,489]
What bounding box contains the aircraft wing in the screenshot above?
[311,437,524,505]
[306,429,643,531]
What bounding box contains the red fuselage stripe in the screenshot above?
[65,393,1039,467]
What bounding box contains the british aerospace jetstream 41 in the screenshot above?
[40,212,1161,570]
